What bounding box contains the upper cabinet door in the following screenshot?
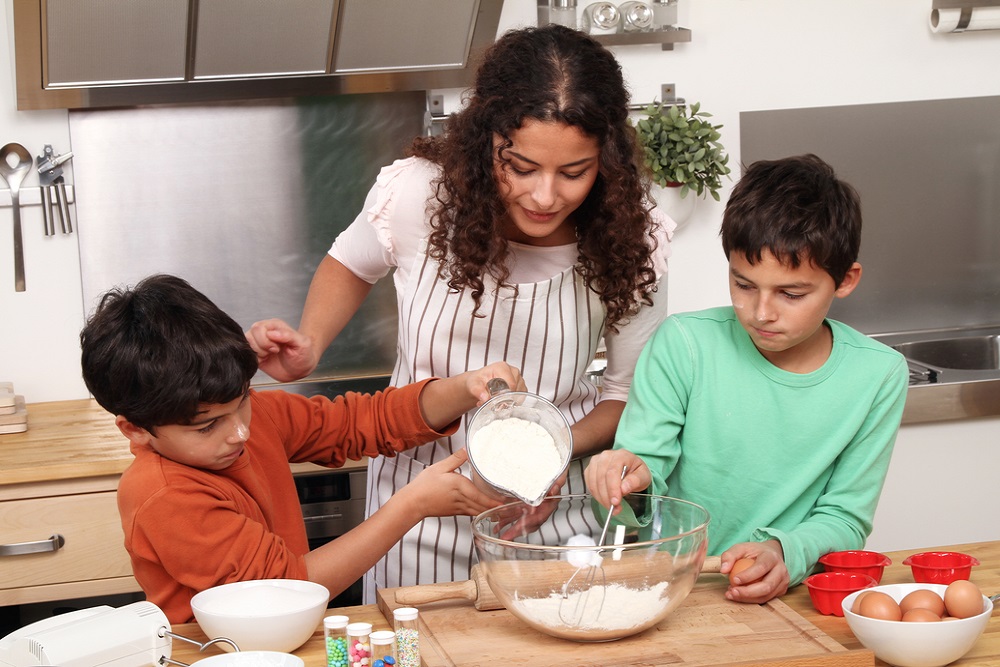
[12,0,503,110]
[45,0,189,86]
[193,0,338,79]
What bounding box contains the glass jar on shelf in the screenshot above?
[581,2,619,34]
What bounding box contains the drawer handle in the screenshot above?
[0,534,65,557]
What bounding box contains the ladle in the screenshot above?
[0,143,32,292]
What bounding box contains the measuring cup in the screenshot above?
[0,143,32,292]
[466,378,573,506]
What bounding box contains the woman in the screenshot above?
[247,24,676,601]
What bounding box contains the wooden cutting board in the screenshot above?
[377,574,874,667]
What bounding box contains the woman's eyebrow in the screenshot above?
[506,150,598,169]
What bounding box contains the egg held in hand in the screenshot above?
[729,558,757,585]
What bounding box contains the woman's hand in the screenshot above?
[245,318,318,382]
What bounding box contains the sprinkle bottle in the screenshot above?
[370,630,396,667]
[393,607,420,667]
[324,615,350,667]
[346,621,373,667]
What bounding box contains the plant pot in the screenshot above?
[652,183,696,227]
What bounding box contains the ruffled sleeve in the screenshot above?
[329,157,438,284]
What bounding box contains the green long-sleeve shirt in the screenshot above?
[615,307,908,585]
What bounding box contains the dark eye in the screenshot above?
[198,421,217,434]
[783,292,806,301]
[734,281,753,291]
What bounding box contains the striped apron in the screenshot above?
[362,242,608,602]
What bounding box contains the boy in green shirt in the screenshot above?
[586,154,908,604]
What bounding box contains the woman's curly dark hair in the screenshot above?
[409,24,658,331]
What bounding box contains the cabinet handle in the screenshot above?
[0,534,65,557]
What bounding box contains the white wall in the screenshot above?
[4,0,1000,401]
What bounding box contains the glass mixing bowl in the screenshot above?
[472,493,710,642]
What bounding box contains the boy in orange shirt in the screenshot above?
[80,273,520,622]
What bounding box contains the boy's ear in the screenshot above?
[115,415,153,446]
[834,262,862,298]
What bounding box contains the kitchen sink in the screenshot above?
[892,335,1000,371]
[869,324,1000,424]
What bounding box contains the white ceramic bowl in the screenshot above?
[191,652,304,667]
[190,579,329,653]
[842,583,994,667]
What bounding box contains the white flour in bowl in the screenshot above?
[469,417,563,502]
[510,581,671,635]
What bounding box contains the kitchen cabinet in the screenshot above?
[866,416,1000,553]
[0,399,367,608]
[12,0,504,110]
[0,477,137,607]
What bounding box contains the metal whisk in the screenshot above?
[558,465,627,626]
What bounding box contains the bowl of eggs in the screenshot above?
[842,580,994,667]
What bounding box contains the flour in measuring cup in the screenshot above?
[469,417,563,501]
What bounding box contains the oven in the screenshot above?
[294,468,367,607]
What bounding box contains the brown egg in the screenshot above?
[858,591,902,621]
[899,589,946,617]
[901,607,941,622]
[729,558,757,585]
[944,580,984,619]
[852,590,873,614]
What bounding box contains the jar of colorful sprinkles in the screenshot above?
[393,607,420,667]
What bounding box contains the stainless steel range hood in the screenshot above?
[13,0,504,110]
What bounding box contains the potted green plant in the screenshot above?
[633,101,732,201]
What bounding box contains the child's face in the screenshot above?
[117,392,252,471]
[729,250,860,372]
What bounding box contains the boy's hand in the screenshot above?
[245,319,317,382]
[404,449,502,519]
[584,449,651,509]
[721,539,789,604]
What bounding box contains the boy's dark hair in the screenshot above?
[720,154,862,286]
[80,274,258,432]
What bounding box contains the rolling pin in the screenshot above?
[395,555,723,611]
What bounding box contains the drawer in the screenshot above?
[0,491,132,590]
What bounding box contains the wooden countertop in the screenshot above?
[0,399,367,490]
[168,541,1000,667]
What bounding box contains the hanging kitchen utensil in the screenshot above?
[557,465,627,627]
[465,378,573,506]
[36,144,74,235]
[0,143,32,292]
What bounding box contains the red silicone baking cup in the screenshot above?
[902,551,980,584]
[818,550,892,584]
[804,571,877,616]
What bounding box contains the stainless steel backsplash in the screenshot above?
[70,92,426,385]
[741,95,1000,335]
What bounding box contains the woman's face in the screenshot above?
[493,119,600,246]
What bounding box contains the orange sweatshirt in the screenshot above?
[116,381,455,623]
